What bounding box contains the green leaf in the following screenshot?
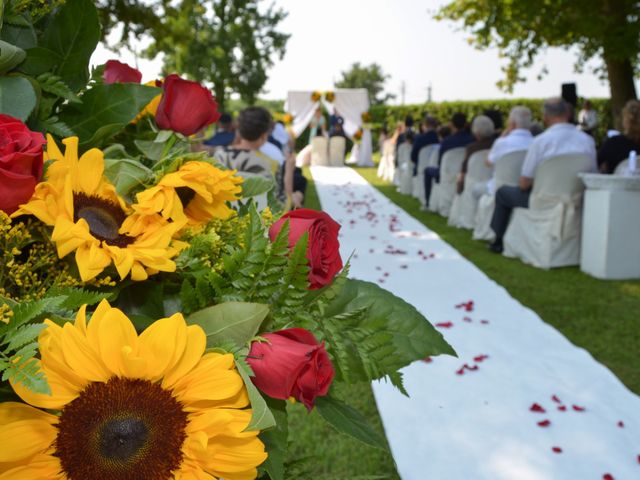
[0,19,36,50]
[240,175,275,198]
[235,358,276,431]
[0,39,25,73]
[134,139,166,162]
[259,398,288,480]
[38,0,100,91]
[325,279,456,371]
[36,73,81,103]
[47,287,110,311]
[3,323,47,351]
[20,46,57,76]
[57,83,161,147]
[187,302,269,348]
[104,158,154,200]
[315,395,387,450]
[0,75,36,120]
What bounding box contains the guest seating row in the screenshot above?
[385,145,595,270]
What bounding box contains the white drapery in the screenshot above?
[285,89,373,167]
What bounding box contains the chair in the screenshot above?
[503,154,594,269]
[472,150,527,241]
[614,159,629,175]
[310,137,329,166]
[329,136,346,167]
[377,139,396,182]
[395,143,413,194]
[411,144,438,205]
[428,147,466,217]
[448,149,491,229]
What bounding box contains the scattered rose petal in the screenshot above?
[464,364,479,371]
[463,316,473,323]
[537,420,551,427]
[429,253,436,258]
[455,367,465,376]
[480,319,490,325]
[422,357,432,363]
[473,355,489,363]
[530,403,546,413]
[369,249,374,253]
[378,279,385,284]
[552,446,563,454]
[603,474,614,480]
[383,272,389,277]
[572,405,586,412]
[455,301,474,312]
[400,265,408,269]
[376,266,382,271]
[618,421,625,428]
[436,322,454,329]
[558,406,567,412]
[370,236,377,240]
[551,395,562,404]
[636,454,639,464]
[418,250,424,255]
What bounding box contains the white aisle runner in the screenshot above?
[310,166,640,480]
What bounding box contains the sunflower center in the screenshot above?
[73,192,134,247]
[55,377,189,480]
[175,186,196,208]
[99,417,149,462]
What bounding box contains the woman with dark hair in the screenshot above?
[598,100,640,174]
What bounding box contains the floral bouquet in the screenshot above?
[361,111,372,123]
[310,91,322,102]
[0,0,454,479]
[353,128,364,143]
[324,91,335,103]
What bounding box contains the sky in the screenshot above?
[92,0,637,104]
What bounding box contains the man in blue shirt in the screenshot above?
[411,116,439,174]
[204,113,235,148]
[422,113,474,208]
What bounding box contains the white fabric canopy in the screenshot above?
[285,89,373,166]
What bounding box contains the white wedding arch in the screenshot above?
[285,89,374,167]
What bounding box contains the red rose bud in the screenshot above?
[0,115,45,214]
[246,328,335,411]
[269,209,343,289]
[155,74,221,136]
[103,60,142,84]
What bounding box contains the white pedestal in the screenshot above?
[580,174,640,279]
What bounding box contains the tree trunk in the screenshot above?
[215,83,226,113]
[604,52,637,129]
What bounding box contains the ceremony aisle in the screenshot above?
[310,166,640,480]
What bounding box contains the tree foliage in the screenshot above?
[335,62,395,106]
[436,0,639,122]
[96,0,289,110]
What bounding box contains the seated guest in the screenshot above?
[456,115,496,194]
[214,106,274,178]
[330,122,347,138]
[475,106,534,198]
[488,98,596,253]
[422,113,474,207]
[483,109,504,133]
[411,116,439,173]
[437,125,452,141]
[598,100,640,173]
[329,110,345,136]
[395,115,415,162]
[204,113,235,149]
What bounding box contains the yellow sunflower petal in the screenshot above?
[76,148,105,194]
[75,242,112,282]
[138,313,188,381]
[59,321,110,382]
[162,325,206,390]
[0,454,62,480]
[11,359,80,409]
[0,419,57,463]
[94,306,141,377]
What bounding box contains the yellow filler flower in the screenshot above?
[14,135,183,282]
[123,161,242,234]
[0,300,267,480]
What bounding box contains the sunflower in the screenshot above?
[0,300,267,480]
[123,161,242,234]
[14,135,184,282]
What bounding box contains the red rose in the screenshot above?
[0,115,45,214]
[247,328,335,410]
[269,209,343,289]
[155,74,221,136]
[103,60,142,84]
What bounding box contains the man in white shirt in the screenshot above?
[473,106,534,198]
[488,98,596,253]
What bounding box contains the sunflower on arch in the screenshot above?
[14,135,243,283]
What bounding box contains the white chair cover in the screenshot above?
[395,143,413,194]
[427,145,440,167]
[329,137,346,167]
[614,159,629,175]
[428,147,466,217]
[448,149,491,229]
[377,139,396,182]
[310,137,329,166]
[412,144,438,205]
[472,150,527,241]
[503,154,594,268]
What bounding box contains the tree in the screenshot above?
[96,0,289,110]
[436,0,639,125]
[335,63,395,106]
